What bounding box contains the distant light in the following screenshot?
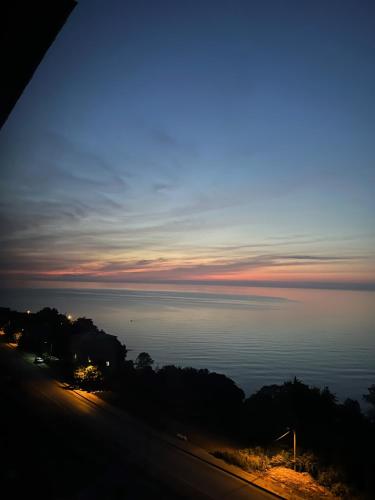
[27,310,31,314]
[106,361,110,367]
[67,314,73,321]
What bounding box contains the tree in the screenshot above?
[242,378,338,447]
[74,364,103,390]
[72,317,99,334]
[363,385,375,422]
[135,352,154,370]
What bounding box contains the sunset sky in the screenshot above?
[1,0,374,290]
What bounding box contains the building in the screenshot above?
[1,0,77,129]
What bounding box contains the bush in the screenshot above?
[74,364,103,390]
[317,467,343,487]
[213,448,270,472]
[269,449,293,468]
[213,447,355,497]
[330,482,352,499]
[295,451,319,475]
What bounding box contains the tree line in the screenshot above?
[1,306,374,497]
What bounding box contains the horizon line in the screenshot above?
[2,278,375,292]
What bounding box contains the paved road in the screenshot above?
[0,344,280,500]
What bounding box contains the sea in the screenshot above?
[1,284,374,403]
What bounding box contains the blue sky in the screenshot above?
[0,0,374,288]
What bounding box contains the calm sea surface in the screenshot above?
[1,284,374,402]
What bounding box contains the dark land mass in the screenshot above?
[0,343,276,500]
[1,306,375,499]
[0,348,186,500]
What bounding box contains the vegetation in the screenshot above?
[363,384,375,422]
[74,364,103,390]
[1,306,374,497]
[213,447,271,472]
[0,306,106,358]
[0,350,183,500]
[213,448,353,497]
[135,351,154,370]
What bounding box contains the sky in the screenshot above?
[0,0,374,290]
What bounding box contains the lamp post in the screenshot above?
[275,428,297,470]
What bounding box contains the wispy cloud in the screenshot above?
[1,246,373,290]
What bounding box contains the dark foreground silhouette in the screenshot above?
[1,306,374,498]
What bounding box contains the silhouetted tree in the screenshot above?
[135,352,154,370]
[363,385,375,422]
[155,365,244,427]
[242,378,337,447]
[71,317,99,335]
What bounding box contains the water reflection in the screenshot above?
[1,284,374,402]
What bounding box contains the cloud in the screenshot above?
[270,254,362,261]
[8,274,374,292]
[96,258,167,272]
[1,127,374,293]
[151,129,178,147]
[1,248,370,287]
[152,182,175,193]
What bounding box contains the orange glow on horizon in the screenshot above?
[3,253,374,288]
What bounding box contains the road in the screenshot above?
[0,344,280,500]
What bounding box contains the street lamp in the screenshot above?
[275,428,297,471]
